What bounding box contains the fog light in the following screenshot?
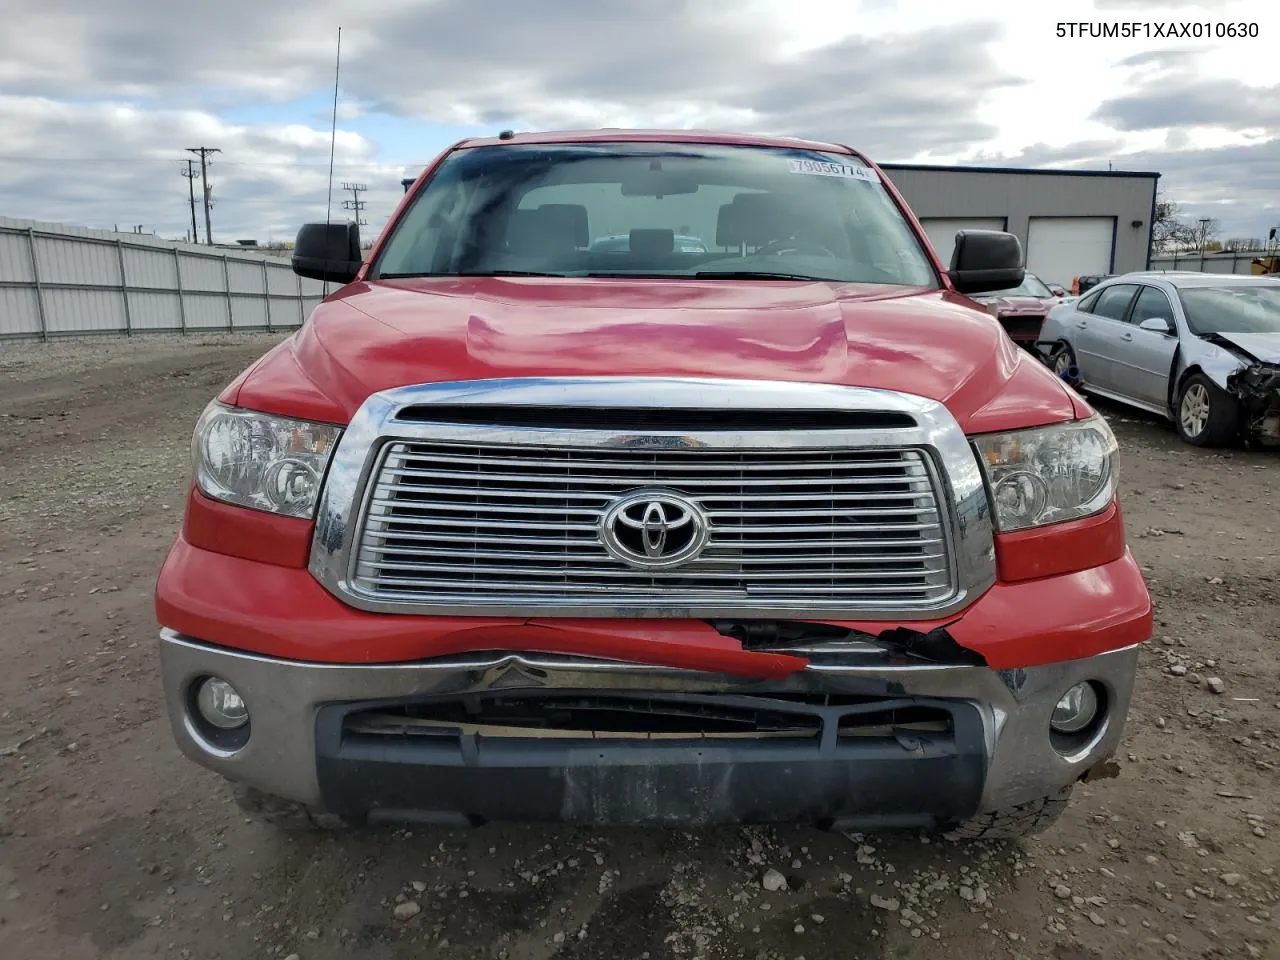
[195,677,249,730]
[1051,682,1099,734]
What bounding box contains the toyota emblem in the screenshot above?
[599,490,709,569]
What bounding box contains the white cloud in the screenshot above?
[0,95,406,241]
[0,0,1276,240]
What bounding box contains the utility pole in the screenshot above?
[186,146,220,244]
[180,159,199,245]
[341,182,368,226]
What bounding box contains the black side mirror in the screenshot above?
[292,222,362,284]
[947,230,1025,295]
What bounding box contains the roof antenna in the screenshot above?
[323,25,343,297]
[498,129,515,140]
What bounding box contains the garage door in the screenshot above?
[919,218,1006,268]
[1026,218,1114,288]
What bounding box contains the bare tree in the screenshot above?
[1195,217,1219,252]
[1151,189,1198,254]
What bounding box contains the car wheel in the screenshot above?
[1175,372,1239,447]
[1051,342,1078,380]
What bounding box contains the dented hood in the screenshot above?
[1213,331,1280,364]
[228,276,1085,432]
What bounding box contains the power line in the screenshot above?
[186,146,220,244]
[8,193,394,208]
[179,159,199,244]
[0,156,419,168]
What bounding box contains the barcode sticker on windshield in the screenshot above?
[787,159,878,181]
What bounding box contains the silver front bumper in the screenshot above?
[157,629,1139,817]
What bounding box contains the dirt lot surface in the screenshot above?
[1,333,1277,960]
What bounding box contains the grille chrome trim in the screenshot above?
[309,377,997,619]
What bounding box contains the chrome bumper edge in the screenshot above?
[157,628,1139,817]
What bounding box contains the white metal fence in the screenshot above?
[0,217,329,341]
[1148,251,1274,276]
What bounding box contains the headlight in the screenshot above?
[191,401,342,519]
[971,416,1117,532]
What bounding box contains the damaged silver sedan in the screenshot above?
[1038,272,1280,447]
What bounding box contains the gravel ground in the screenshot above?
[1,333,1277,960]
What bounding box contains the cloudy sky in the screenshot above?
[1,0,1276,245]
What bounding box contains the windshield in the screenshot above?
[980,273,1053,298]
[372,142,940,286]
[1179,284,1280,336]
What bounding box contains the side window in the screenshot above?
[1077,290,1102,314]
[1091,284,1138,321]
[1128,286,1175,327]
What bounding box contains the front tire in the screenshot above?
[1175,372,1239,447]
[945,787,1073,841]
[1051,342,1078,382]
[233,783,350,832]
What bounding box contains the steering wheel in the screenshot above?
[755,237,838,258]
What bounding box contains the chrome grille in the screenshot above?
[349,439,956,609]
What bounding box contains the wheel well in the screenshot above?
[1170,361,1202,409]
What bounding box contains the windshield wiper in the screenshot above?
[693,270,824,281]
[579,272,685,279]
[577,270,824,281]
[458,269,567,277]
[377,270,566,279]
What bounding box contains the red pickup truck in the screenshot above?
[155,129,1152,838]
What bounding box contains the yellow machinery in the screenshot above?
[1251,255,1279,275]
